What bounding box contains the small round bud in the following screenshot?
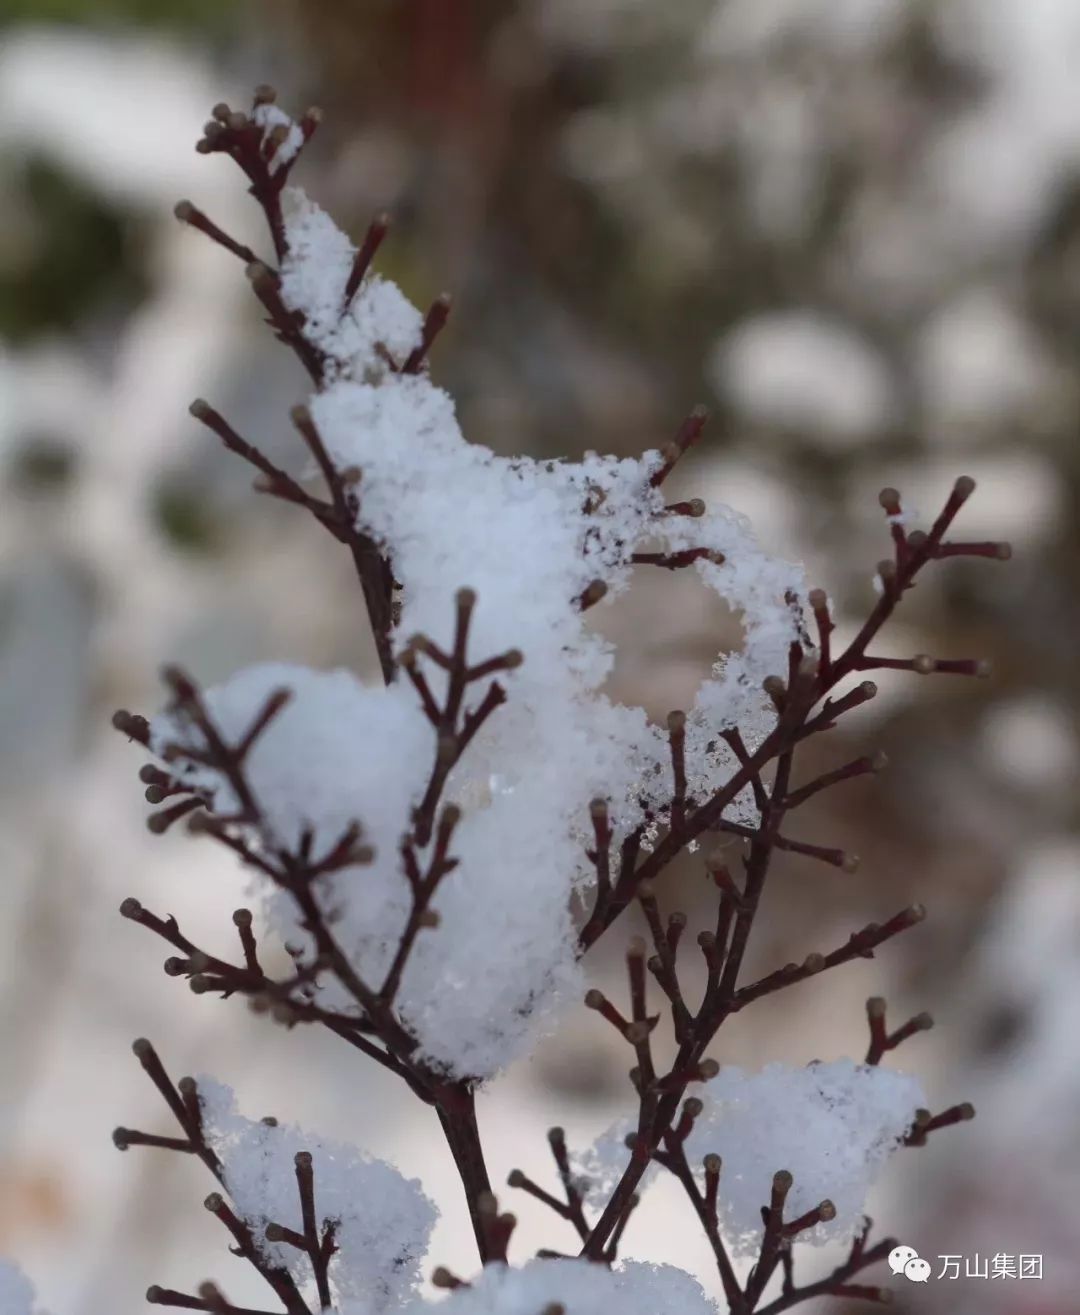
[204,1192,224,1212]
[866,996,887,1019]
[802,952,825,974]
[418,909,440,928]
[627,935,647,959]
[163,957,187,977]
[907,529,927,549]
[112,1127,131,1150]
[667,709,686,734]
[697,1058,720,1080]
[870,750,889,771]
[144,785,167,804]
[995,542,1012,560]
[808,587,828,610]
[636,878,656,902]
[958,1102,976,1120]
[507,1169,526,1187]
[878,487,901,512]
[253,83,278,104]
[232,908,252,927]
[432,1268,459,1290]
[953,475,975,501]
[265,1222,286,1242]
[581,579,607,607]
[147,1287,164,1304]
[912,654,937,675]
[859,680,878,699]
[294,1150,312,1168]
[502,648,524,669]
[261,1116,278,1126]
[687,498,706,517]
[547,1127,566,1147]
[584,989,605,1010]
[625,1020,652,1045]
[132,1038,154,1060]
[290,403,312,427]
[818,1199,837,1222]
[763,674,786,698]
[226,111,249,131]
[913,1011,934,1032]
[668,911,687,931]
[974,660,993,679]
[877,559,897,580]
[682,1096,704,1118]
[173,200,195,223]
[476,1191,498,1216]
[456,586,477,611]
[589,797,608,820]
[841,853,860,874]
[773,1169,794,1192]
[120,897,142,918]
[189,398,213,421]
[189,975,214,995]
[703,1152,722,1174]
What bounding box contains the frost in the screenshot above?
[402,1258,718,1315]
[198,1079,437,1312]
[682,1060,924,1254]
[0,1260,36,1315]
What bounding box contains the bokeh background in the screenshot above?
[1,1,1077,1312]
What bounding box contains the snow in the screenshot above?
[682,1060,924,1254]
[573,1060,923,1257]
[197,1078,437,1312]
[252,102,305,175]
[280,189,424,380]
[0,1260,36,1315]
[143,184,806,1079]
[402,1258,718,1315]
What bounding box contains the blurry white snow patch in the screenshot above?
[402,1257,718,1315]
[703,0,907,57]
[978,696,1078,793]
[0,27,232,204]
[0,1261,36,1315]
[917,290,1064,437]
[714,312,894,444]
[930,0,1080,247]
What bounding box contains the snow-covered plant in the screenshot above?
[30,86,1004,1314]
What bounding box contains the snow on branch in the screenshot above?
[96,84,1008,1312]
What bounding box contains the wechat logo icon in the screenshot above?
[890,1245,931,1283]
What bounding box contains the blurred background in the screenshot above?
[0,1,1077,1312]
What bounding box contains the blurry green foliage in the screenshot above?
[0,0,237,33]
[153,479,222,555]
[0,155,149,342]
[9,437,78,494]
